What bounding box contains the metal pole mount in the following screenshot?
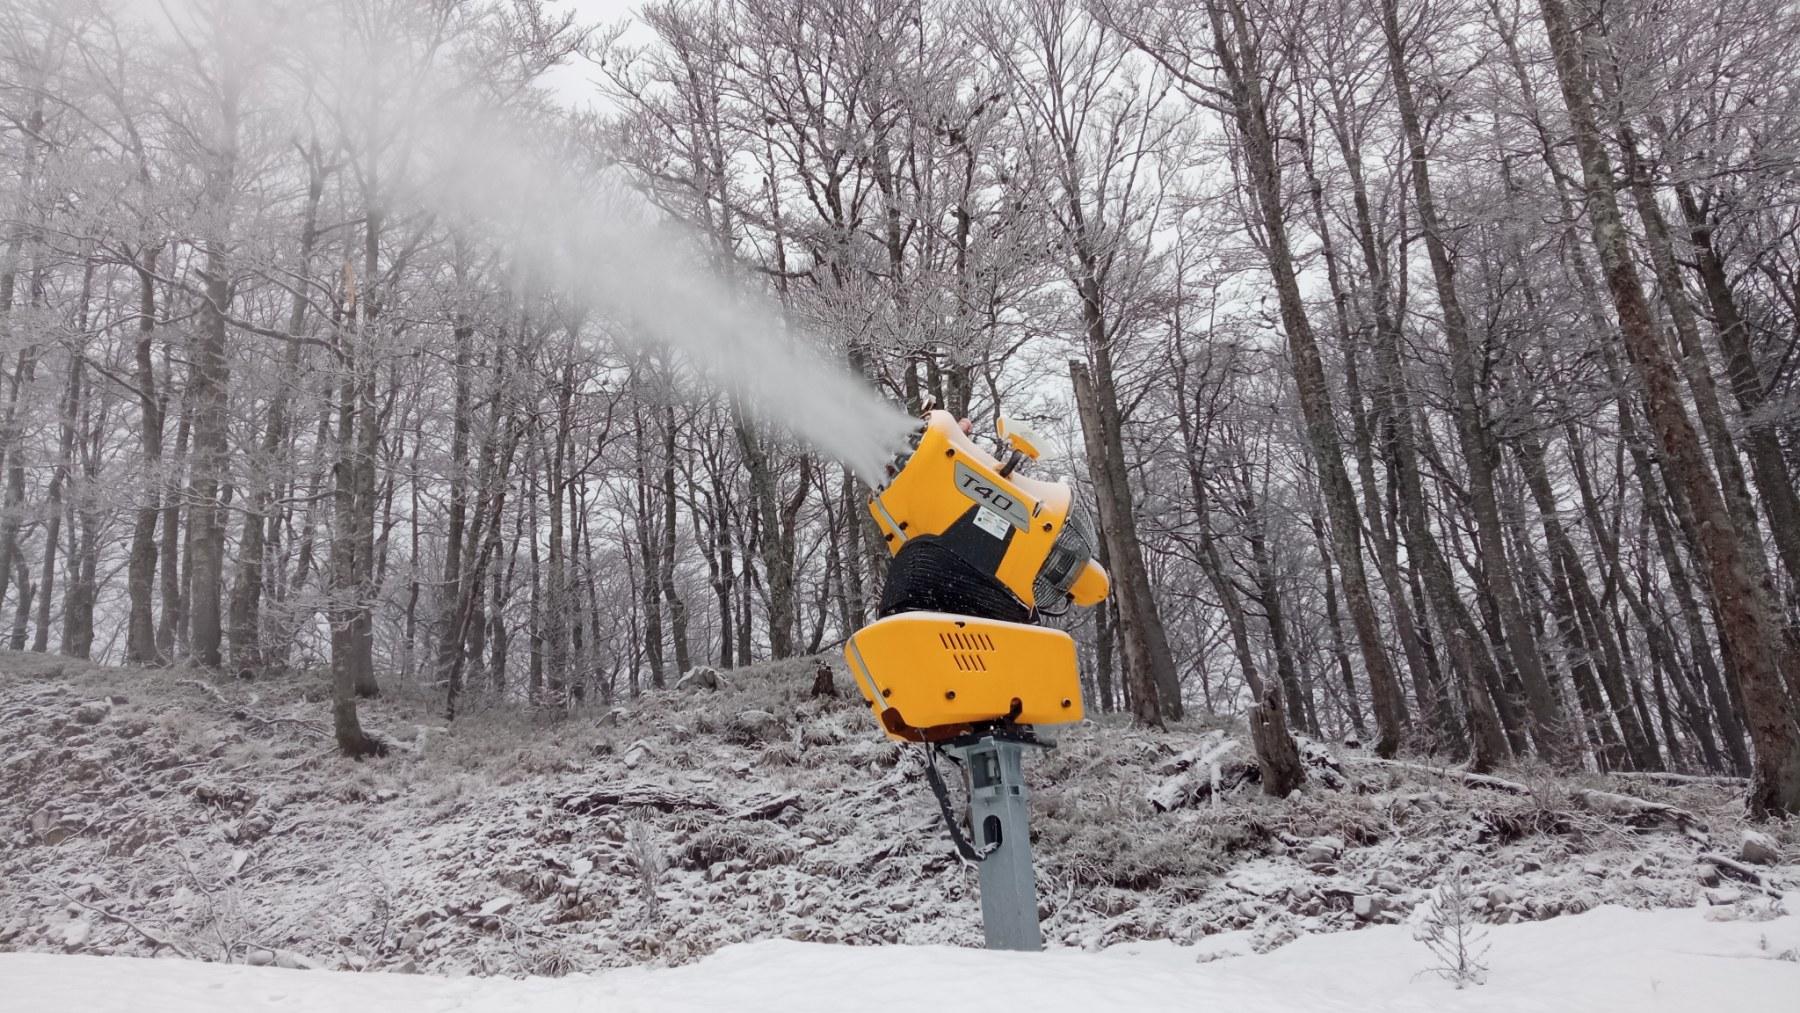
[945,733,1042,951]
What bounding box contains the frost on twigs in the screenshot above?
[1414,858,1491,989]
[6,652,1798,975]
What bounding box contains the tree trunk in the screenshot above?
[186,81,239,671]
[660,400,690,676]
[0,345,38,649]
[126,254,164,664]
[329,334,379,756]
[1207,0,1406,754]
[62,427,101,661]
[1452,631,1508,774]
[1672,180,1800,600]
[230,157,321,673]
[1615,124,1768,589]
[436,314,474,696]
[36,277,89,653]
[1537,0,1800,815]
[632,389,665,689]
[1311,507,1365,737]
[1312,87,1470,750]
[1241,471,1317,737]
[1069,289,1183,720]
[1094,594,1116,713]
[0,97,41,655]
[1515,434,1656,769]
[1381,0,1568,762]
[446,337,519,718]
[1249,687,1306,797]
[1296,149,1408,741]
[1174,380,1264,716]
[733,401,795,660]
[1071,359,1164,727]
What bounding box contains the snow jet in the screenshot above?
[422,117,917,481]
[137,0,916,482]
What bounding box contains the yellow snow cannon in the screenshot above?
[845,410,1109,742]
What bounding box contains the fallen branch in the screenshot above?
[43,881,195,959]
[280,747,336,774]
[232,709,329,739]
[1456,772,1532,794]
[1570,788,1704,835]
[559,784,800,821]
[1696,852,1786,898]
[1148,735,1245,812]
[560,785,717,815]
[1610,771,1748,788]
[1345,757,1532,794]
[1151,731,1235,777]
[1146,770,1199,813]
[728,791,802,821]
[175,679,228,706]
[1147,759,1256,813]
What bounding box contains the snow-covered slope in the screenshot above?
[3,651,1797,985]
[4,899,1797,1012]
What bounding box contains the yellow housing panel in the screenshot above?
[844,611,1086,741]
[869,410,1074,611]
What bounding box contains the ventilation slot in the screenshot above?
[939,631,995,653]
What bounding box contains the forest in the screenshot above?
[0,0,1796,816]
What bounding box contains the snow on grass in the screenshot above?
[2,897,1796,1012]
[4,651,1797,978]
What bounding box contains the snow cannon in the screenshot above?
[846,410,1108,742]
[844,409,1110,952]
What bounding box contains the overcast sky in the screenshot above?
[545,0,645,108]
[562,0,640,18]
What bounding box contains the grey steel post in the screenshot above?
[951,735,1042,951]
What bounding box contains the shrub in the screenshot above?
[1415,858,1490,988]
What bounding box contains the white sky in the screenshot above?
[561,0,641,18]
[543,0,648,109]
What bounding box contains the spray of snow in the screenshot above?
[419,112,915,480]
[131,0,915,481]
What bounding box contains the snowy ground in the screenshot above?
[3,650,1798,996]
[4,899,1797,1011]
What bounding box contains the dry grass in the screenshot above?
[2,649,1792,977]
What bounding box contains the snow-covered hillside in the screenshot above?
[3,651,1796,1003]
[5,900,1798,1012]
